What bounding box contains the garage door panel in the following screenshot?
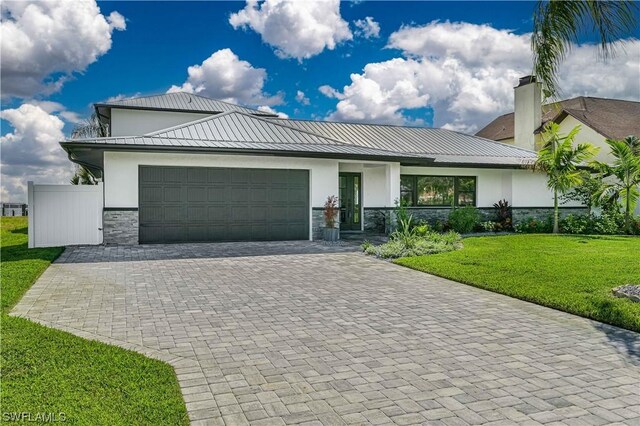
[188,168,208,183]
[139,166,309,243]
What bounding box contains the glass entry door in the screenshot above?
[339,172,361,231]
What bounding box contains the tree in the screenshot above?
[70,166,98,185]
[534,123,599,233]
[559,171,606,215]
[532,0,638,99]
[594,136,640,232]
[71,112,108,139]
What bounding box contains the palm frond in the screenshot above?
[532,0,638,99]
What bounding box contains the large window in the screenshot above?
[400,175,476,207]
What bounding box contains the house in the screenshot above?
[2,203,27,216]
[476,76,640,163]
[59,92,585,245]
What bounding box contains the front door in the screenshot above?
[339,172,361,231]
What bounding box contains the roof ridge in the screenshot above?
[438,128,537,155]
[145,110,376,149]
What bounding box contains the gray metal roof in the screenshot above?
[63,111,429,163]
[147,111,346,146]
[95,92,275,116]
[274,119,537,166]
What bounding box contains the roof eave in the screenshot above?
[60,141,435,165]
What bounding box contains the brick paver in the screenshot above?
[12,242,640,425]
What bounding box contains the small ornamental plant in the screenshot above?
[324,195,339,228]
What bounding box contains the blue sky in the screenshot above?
[1,1,638,201]
[4,1,541,122]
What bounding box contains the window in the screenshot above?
[400,175,476,207]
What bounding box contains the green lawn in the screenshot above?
[396,234,640,332]
[1,217,188,425]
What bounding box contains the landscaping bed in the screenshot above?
[1,217,188,424]
[395,234,640,332]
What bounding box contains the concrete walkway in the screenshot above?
[12,242,640,425]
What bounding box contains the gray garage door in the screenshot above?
[139,166,309,244]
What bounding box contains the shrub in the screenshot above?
[363,231,462,259]
[394,199,412,232]
[493,199,513,231]
[480,221,497,232]
[323,195,339,228]
[448,206,481,234]
[559,214,592,234]
[514,216,553,233]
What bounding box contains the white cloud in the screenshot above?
[168,48,282,106]
[229,0,352,60]
[354,16,380,39]
[257,105,289,118]
[318,85,343,99]
[295,90,310,105]
[1,104,74,202]
[0,0,126,98]
[321,21,640,132]
[104,93,141,103]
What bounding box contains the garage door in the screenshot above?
[139,166,309,244]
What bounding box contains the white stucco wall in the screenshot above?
[338,162,399,207]
[555,115,612,163]
[400,166,513,207]
[399,166,582,208]
[110,109,211,136]
[103,151,339,208]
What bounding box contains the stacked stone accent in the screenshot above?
[103,210,139,245]
[312,208,341,241]
[512,207,588,224]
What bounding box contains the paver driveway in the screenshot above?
[12,242,640,425]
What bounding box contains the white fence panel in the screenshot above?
[28,182,103,248]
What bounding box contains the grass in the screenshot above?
[1,217,189,425]
[395,234,640,332]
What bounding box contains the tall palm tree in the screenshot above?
[594,136,640,232]
[532,0,638,99]
[534,123,599,233]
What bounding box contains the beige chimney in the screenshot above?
[514,75,542,151]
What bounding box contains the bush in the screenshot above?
[363,231,462,259]
[514,216,553,233]
[448,206,481,234]
[480,221,497,232]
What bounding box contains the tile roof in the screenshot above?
[476,97,640,141]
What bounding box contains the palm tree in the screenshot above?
[534,123,599,233]
[70,166,98,185]
[71,112,108,139]
[532,0,638,99]
[594,136,640,232]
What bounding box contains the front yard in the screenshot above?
[1,217,188,424]
[396,234,640,332]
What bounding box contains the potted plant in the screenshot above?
[323,195,339,242]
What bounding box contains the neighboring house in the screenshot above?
[477,76,640,215]
[59,92,584,245]
[476,76,640,163]
[2,203,27,216]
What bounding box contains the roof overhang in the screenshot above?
[60,142,437,177]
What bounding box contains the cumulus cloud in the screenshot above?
[0,0,126,98]
[295,90,310,105]
[229,0,352,60]
[257,105,289,118]
[1,104,75,202]
[322,21,640,132]
[354,16,380,39]
[168,48,282,106]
